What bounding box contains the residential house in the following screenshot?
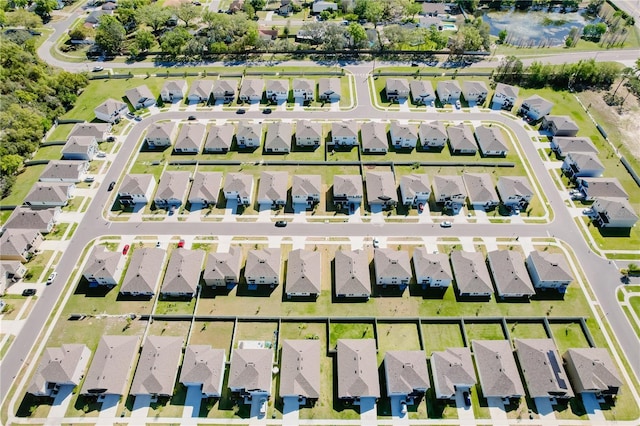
[82,245,123,286]
[228,0,244,12]
[223,173,254,205]
[5,207,60,234]
[277,0,295,15]
[68,123,110,142]
[418,122,447,150]
[62,136,98,161]
[563,348,622,398]
[101,2,116,10]
[236,122,262,149]
[436,80,462,104]
[591,197,639,228]
[361,121,388,153]
[145,121,178,148]
[118,174,156,206]
[420,2,445,15]
[160,249,205,298]
[412,248,452,289]
[472,340,525,400]
[374,248,411,289]
[188,172,222,206]
[0,261,27,293]
[204,123,234,153]
[291,174,321,208]
[27,344,91,397]
[318,78,341,101]
[24,183,74,208]
[130,336,183,398]
[293,78,315,101]
[519,95,553,120]
[447,124,476,155]
[561,152,605,179]
[384,351,430,402]
[550,136,598,158]
[385,78,410,102]
[160,80,187,103]
[154,171,191,209]
[39,160,88,183]
[265,79,289,102]
[264,122,292,153]
[331,121,359,146]
[0,229,42,263]
[80,335,141,398]
[119,247,166,296]
[333,175,363,208]
[228,348,273,398]
[239,78,265,102]
[410,80,436,105]
[257,171,288,207]
[497,176,534,209]
[577,178,628,201]
[541,115,579,137]
[474,125,508,156]
[285,249,321,298]
[431,347,476,400]
[450,250,493,297]
[366,171,398,208]
[279,340,321,404]
[492,83,519,110]
[399,174,430,207]
[244,248,281,289]
[487,250,535,299]
[258,27,278,41]
[337,339,380,404]
[85,9,111,24]
[125,85,155,109]
[390,121,418,150]
[334,250,371,299]
[432,175,467,209]
[462,173,499,209]
[174,123,206,154]
[526,250,574,293]
[295,120,322,147]
[418,16,443,29]
[462,80,488,104]
[180,346,226,398]
[212,79,238,103]
[312,0,337,13]
[94,99,128,123]
[515,339,574,399]
[187,80,214,103]
[203,247,242,288]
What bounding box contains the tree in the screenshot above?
[5,10,43,29]
[322,23,346,50]
[160,26,192,56]
[406,1,421,20]
[456,0,478,12]
[174,2,200,27]
[582,22,606,41]
[134,28,154,52]
[138,3,171,35]
[33,0,57,20]
[0,154,23,176]
[472,17,491,50]
[347,22,367,49]
[95,15,125,54]
[427,25,447,49]
[68,26,90,41]
[249,0,264,11]
[498,29,507,44]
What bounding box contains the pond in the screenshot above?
[482,8,596,46]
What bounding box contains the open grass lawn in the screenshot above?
[421,322,464,354]
[279,321,325,342]
[577,217,640,252]
[44,223,69,241]
[233,321,278,348]
[47,316,146,352]
[154,298,196,315]
[63,277,156,316]
[553,398,589,421]
[189,320,234,353]
[47,124,77,142]
[0,296,31,320]
[1,164,46,206]
[464,321,506,341]
[32,145,62,161]
[147,384,187,418]
[376,323,421,360]
[146,319,191,338]
[506,321,549,340]
[549,322,590,354]
[630,296,640,319]
[1,335,16,360]
[328,322,374,350]
[23,250,54,283]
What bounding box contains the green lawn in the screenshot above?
[154,298,196,315]
[421,322,464,354]
[1,164,46,206]
[23,250,54,283]
[548,322,590,354]
[189,320,234,353]
[32,145,63,161]
[45,223,69,240]
[376,322,422,360]
[233,321,278,348]
[46,124,77,142]
[464,321,506,341]
[328,322,374,350]
[506,321,549,340]
[630,296,640,319]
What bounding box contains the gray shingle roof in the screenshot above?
[384,350,430,395]
[160,249,205,295]
[318,78,340,97]
[462,173,499,205]
[203,246,242,284]
[40,161,86,181]
[180,345,226,396]
[258,171,288,203]
[28,344,89,395]
[374,248,411,282]
[412,248,452,282]
[285,249,322,295]
[450,250,493,295]
[0,228,41,258]
[146,122,177,142]
[419,122,447,141]
[25,183,72,205]
[81,335,140,396]
[240,79,265,98]
[62,136,96,155]
[125,85,154,105]
[119,174,154,196]
[266,79,289,93]
[333,175,363,198]
[155,171,191,203]
[83,245,121,282]
[5,207,58,233]
[515,338,574,398]
[189,172,222,204]
[161,80,187,95]
[522,94,553,111]
[295,120,322,141]
[410,80,435,99]
[265,122,293,151]
[224,173,253,198]
[437,80,461,98]
[447,124,476,152]
[595,197,638,221]
[293,78,315,93]
[563,348,622,394]
[474,125,508,153]
[431,347,476,397]
[204,123,234,151]
[390,121,418,141]
[366,171,398,204]
[334,250,371,297]
[212,79,238,96]
[400,174,430,200]
[236,121,262,142]
[487,250,535,297]
[120,248,165,294]
[245,248,281,283]
[361,121,388,151]
[553,137,598,155]
[578,178,627,199]
[69,123,110,140]
[527,251,574,284]
[472,340,525,398]
[175,123,206,151]
[463,80,488,95]
[130,336,183,396]
[292,175,321,198]
[188,80,214,99]
[337,339,380,399]
[497,176,534,199]
[432,175,466,199]
[386,78,410,94]
[494,83,519,99]
[331,121,358,139]
[95,98,127,116]
[566,152,605,172]
[279,340,321,398]
[545,115,579,133]
[228,348,273,392]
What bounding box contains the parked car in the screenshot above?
[97,151,107,158]
[440,221,452,228]
[418,203,424,212]
[455,100,461,109]
[126,112,135,119]
[134,115,142,121]
[400,401,408,414]
[92,66,104,72]
[236,108,246,114]
[84,176,95,183]
[22,288,36,296]
[156,241,161,247]
[122,244,130,255]
[463,391,471,406]
[373,238,380,248]
[106,136,115,142]
[275,220,288,227]
[259,398,267,415]
[262,108,272,114]
[178,239,185,248]
[107,181,115,191]
[583,208,593,215]
[188,115,197,120]
[46,271,57,285]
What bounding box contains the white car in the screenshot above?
[373,238,380,248]
[400,401,408,414]
[455,100,461,109]
[259,398,267,415]
[583,208,593,215]
[46,272,57,285]
[440,221,452,228]
[84,176,95,183]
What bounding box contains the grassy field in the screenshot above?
[421,322,464,354]
[1,164,46,206]
[548,322,591,354]
[23,250,54,283]
[464,321,506,341]
[506,321,549,340]
[189,320,235,353]
[46,124,77,142]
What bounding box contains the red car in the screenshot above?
[122,244,130,255]
[418,203,424,212]
[178,239,185,248]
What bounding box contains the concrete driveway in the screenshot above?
[182,385,202,418]
[582,393,605,422]
[46,385,74,419]
[359,397,377,426]
[389,395,409,425]
[534,397,556,422]
[282,396,300,426]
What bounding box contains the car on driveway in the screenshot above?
[440,221,452,228]
[400,401,408,414]
[463,391,471,406]
[275,220,287,227]
[583,208,593,215]
[84,176,95,183]
[46,272,57,285]
[97,151,107,158]
[418,203,424,212]
[259,398,267,416]
[178,239,185,248]
[22,288,36,296]
[373,238,380,248]
[122,244,130,255]
[455,100,461,109]
[134,115,142,121]
[126,112,135,119]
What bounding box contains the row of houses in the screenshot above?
[28,336,622,410]
[83,241,575,299]
[117,170,534,212]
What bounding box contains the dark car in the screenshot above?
[106,136,115,142]
[188,115,197,120]
[236,108,246,114]
[275,220,287,227]
[22,288,36,296]
[262,108,272,114]
[463,391,471,406]
[107,181,115,191]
